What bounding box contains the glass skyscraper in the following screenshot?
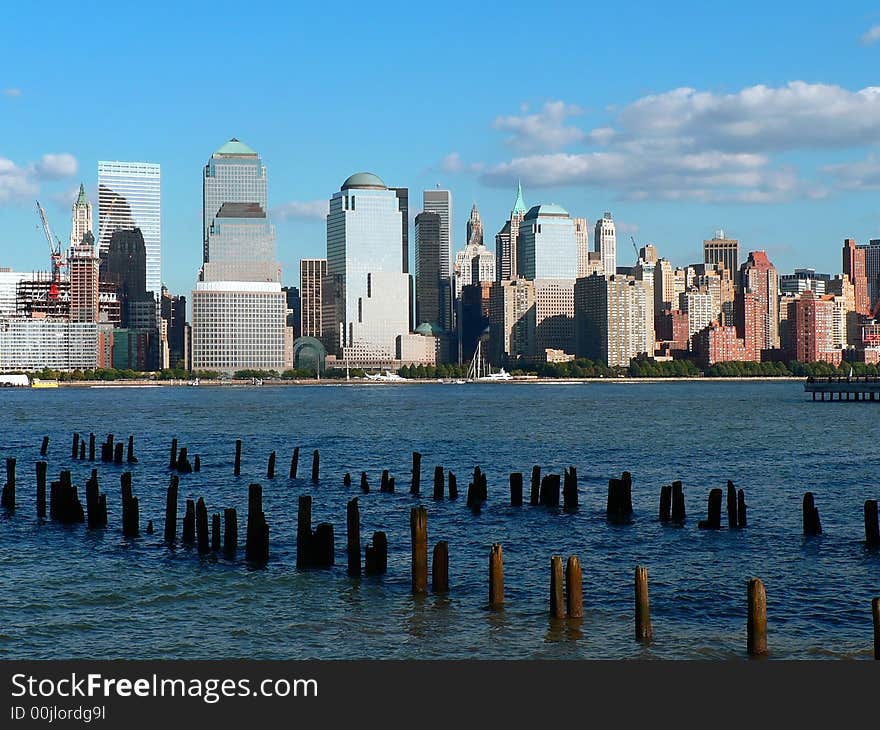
[97,161,161,297]
[517,204,578,280]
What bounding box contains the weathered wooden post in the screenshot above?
[267,451,276,479]
[873,597,880,660]
[313,523,335,567]
[114,442,124,465]
[659,484,672,522]
[448,472,457,499]
[365,531,388,575]
[121,472,139,538]
[176,447,192,474]
[865,500,880,546]
[88,433,95,461]
[164,475,178,543]
[86,471,100,528]
[566,556,583,619]
[671,481,686,522]
[360,472,369,493]
[737,489,747,527]
[530,465,541,506]
[196,497,209,553]
[432,541,449,593]
[411,451,421,495]
[224,508,238,556]
[433,466,444,500]
[1,457,15,511]
[803,492,822,535]
[36,461,47,519]
[489,544,504,609]
[380,469,390,493]
[194,455,201,472]
[289,446,299,479]
[550,555,565,619]
[510,472,523,506]
[146,520,154,534]
[699,488,723,529]
[182,499,195,544]
[347,497,361,576]
[411,506,428,594]
[727,481,737,528]
[79,441,85,460]
[747,577,767,656]
[245,483,269,564]
[297,495,312,568]
[126,435,137,464]
[211,513,221,552]
[72,432,80,460]
[40,436,49,457]
[169,437,178,470]
[343,472,352,487]
[635,565,652,641]
[563,467,578,510]
[104,434,114,463]
[311,449,319,482]
[233,439,241,476]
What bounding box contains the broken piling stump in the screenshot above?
[433,466,444,500]
[88,433,95,461]
[127,435,137,464]
[360,472,369,493]
[566,556,583,619]
[211,513,221,551]
[866,500,880,546]
[510,473,523,506]
[347,498,361,576]
[267,451,276,479]
[563,467,578,511]
[411,506,428,594]
[489,543,504,609]
[747,577,768,656]
[36,461,47,519]
[550,555,565,619]
[365,531,388,575]
[196,497,209,553]
[182,500,195,544]
[120,472,139,538]
[727,481,737,528]
[169,438,178,470]
[432,541,449,593]
[698,488,723,529]
[40,436,49,457]
[448,471,457,499]
[635,565,652,641]
[71,433,80,460]
[164,475,178,543]
[411,451,421,495]
[245,483,269,564]
[289,446,299,479]
[671,480,686,522]
[234,439,242,476]
[311,450,319,482]
[737,489,747,527]
[530,465,541,506]
[803,492,822,536]
[659,484,672,522]
[224,508,238,556]
[1,457,15,511]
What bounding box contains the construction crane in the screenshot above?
[35,200,66,299]
[630,235,640,261]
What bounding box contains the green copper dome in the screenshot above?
[341,172,387,190]
[215,138,257,156]
[523,203,569,220]
[415,322,443,336]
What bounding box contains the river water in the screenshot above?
[0,381,877,659]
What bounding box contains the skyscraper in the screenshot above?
[574,217,590,277]
[856,239,880,310]
[843,238,870,316]
[738,250,779,351]
[415,212,443,326]
[324,172,409,363]
[495,181,528,281]
[392,188,409,273]
[300,258,327,342]
[97,161,161,298]
[518,204,578,280]
[703,230,739,279]
[69,232,99,324]
[466,203,483,247]
[192,139,285,372]
[594,212,616,277]
[70,183,92,247]
[489,278,535,366]
[423,188,452,279]
[453,203,495,298]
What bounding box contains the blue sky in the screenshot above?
[2,0,880,299]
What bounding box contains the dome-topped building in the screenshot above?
[341,172,387,190]
[523,203,569,220]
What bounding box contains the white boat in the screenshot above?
[365,369,406,382]
[466,341,512,382]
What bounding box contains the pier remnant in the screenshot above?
[169,438,178,470]
[635,565,652,641]
[671,480,686,522]
[234,439,241,476]
[566,556,583,619]
[290,447,299,479]
[267,451,276,479]
[365,531,388,575]
[85,470,107,529]
[182,500,195,544]
[803,493,822,535]
[164,475,178,543]
[224,508,238,556]
[40,436,49,457]
[510,473,523,506]
[88,433,95,461]
[433,467,444,500]
[489,544,504,609]
[245,483,269,564]
[127,435,137,464]
[698,488,723,529]
[196,497,209,553]
[607,472,633,520]
[1,457,15,511]
[563,467,578,511]
[432,541,449,593]
[36,461,47,519]
[72,433,79,460]
[550,555,565,619]
[347,498,361,576]
[727,481,737,528]
[360,472,369,493]
[411,451,421,495]
[659,484,672,522]
[211,513,221,552]
[530,465,541,506]
[311,450,319,482]
[411,506,428,594]
[121,472,139,537]
[747,577,768,656]
[865,500,880,546]
[448,471,457,500]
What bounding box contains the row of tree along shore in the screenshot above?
[11,359,878,384]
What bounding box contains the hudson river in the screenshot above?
[1,381,878,659]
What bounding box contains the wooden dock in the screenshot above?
[804,375,880,400]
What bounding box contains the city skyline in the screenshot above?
[3,3,880,301]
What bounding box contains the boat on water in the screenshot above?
[31,378,59,389]
[466,341,512,382]
[365,369,406,382]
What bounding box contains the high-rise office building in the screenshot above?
[423,188,452,275]
[779,269,830,296]
[517,204,578,280]
[489,278,535,366]
[392,188,409,273]
[415,212,443,326]
[856,239,880,310]
[300,258,327,342]
[574,217,590,277]
[160,286,188,369]
[101,228,157,331]
[737,250,779,352]
[653,258,676,314]
[97,161,161,298]
[324,172,409,363]
[495,182,528,281]
[466,203,483,247]
[703,230,739,279]
[594,212,616,277]
[69,232,99,324]
[843,238,870,316]
[786,291,839,364]
[70,183,92,247]
[192,139,285,372]
[679,290,715,348]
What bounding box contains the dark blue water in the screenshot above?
[1,381,878,659]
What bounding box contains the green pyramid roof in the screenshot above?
[511,180,527,216]
[75,183,88,207]
[215,138,257,156]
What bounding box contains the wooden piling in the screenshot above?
[550,555,565,619]
[289,446,299,479]
[127,435,137,464]
[803,492,822,535]
[566,556,583,619]
[727,481,737,528]
[489,544,504,609]
[343,472,352,487]
[411,506,428,594]
[432,541,449,593]
[1,457,15,511]
[245,483,269,564]
[40,436,49,456]
[182,499,195,544]
[635,565,652,641]
[114,442,123,465]
[873,597,880,660]
[737,489,747,527]
[563,466,578,510]
[699,488,723,529]
[224,508,238,555]
[267,451,276,479]
[296,495,312,568]
[671,481,686,522]
[433,466,444,500]
[347,498,361,576]
[313,523,335,567]
[196,497,209,553]
[211,514,221,551]
[659,484,672,522]
[411,451,421,495]
[530,465,541,506]
[510,472,523,506]
[79,441,85,460]
[36,461,47,519]
[88,433,95,461]
[311,449,319,482]
[72,432,80,460]
[448,472,457,499]
[146,520,154,534]
[86,470,103,528]
[120,472,139,538]
[365,531,388,575]
[866,500,880,546]
[747,577,767,656]
[194,455,200,472]
[234,439,241,476]
[380,469,390,493]
[176,447,192,474]
[169,437,178,470]
[360,471,369,493]
[164,475,178,543]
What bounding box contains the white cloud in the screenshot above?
[31,153,78,180]
[492,101,587,152]
[860,25,880,45]
[2,88,21,97]
[0,157,38,203]
[273,199,329,221]
[440,152,464,173]
[822,155,880,190]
